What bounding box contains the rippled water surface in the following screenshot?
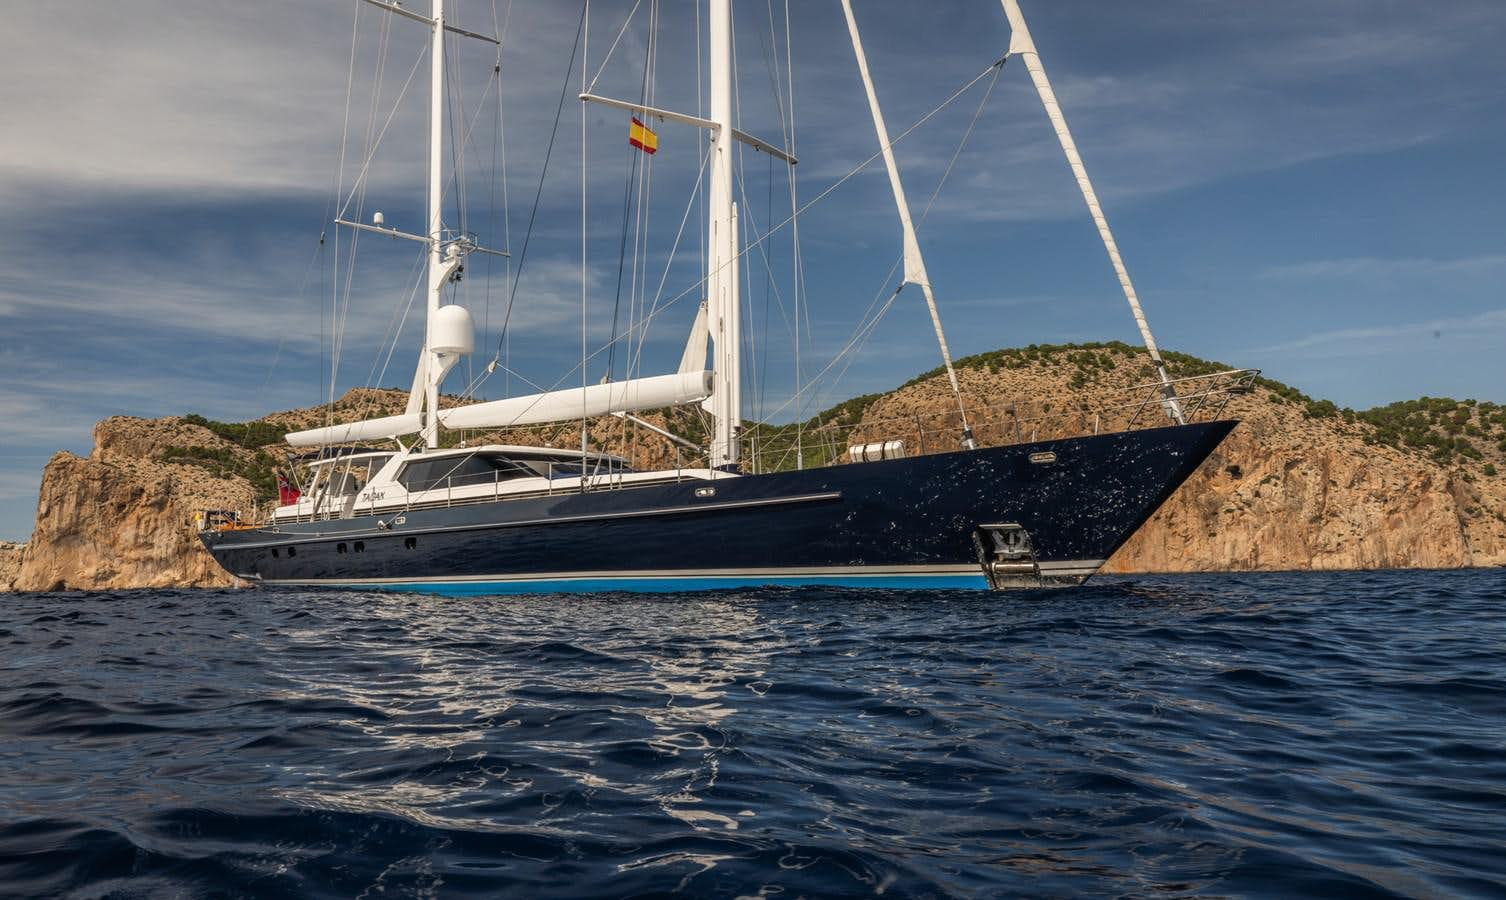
[2,571,1504,897]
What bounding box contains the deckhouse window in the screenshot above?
[397,456,533,492]
[519,457,634,479]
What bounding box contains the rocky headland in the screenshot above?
[3,343,1502,591]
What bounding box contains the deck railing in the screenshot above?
[743,368,1260,474]
[262,461,695,525]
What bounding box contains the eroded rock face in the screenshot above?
[1102,404,1506,573]
[8,418,254,592]
[0,542,23,591]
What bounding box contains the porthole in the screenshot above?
[287,546,297,558]
[337,542,347,554]
[271,548,280,558]
[354,541,365,553]
[404,537,417,550]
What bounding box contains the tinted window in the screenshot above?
[519,458,634,478]
[399,456,533,492]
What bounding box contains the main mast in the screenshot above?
[421,0,447,448]
[706,0,741,469]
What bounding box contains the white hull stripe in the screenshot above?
[258,560,1106,588]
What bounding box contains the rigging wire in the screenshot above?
[438,24,1003,447]
[326,2,364,427]
[261,236,333,394]
[580,0,590,466]
[329,3,513,437]
[627,0,660,385]
[483,0,515,397]
[447,28,466,238]
[332,9,395,417]
[333,41,430,224]
[597,57,1010,379]
[338,10,397,383]
[781,0,807,465]
[625,140,713,377]
[479,1,589,376]
[474,54,1009,423]
[768,59,1007,431]
[604,0,658,384]
[586,0,643,94]
[361,248,430,391]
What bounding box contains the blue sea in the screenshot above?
[1,571,1503,898]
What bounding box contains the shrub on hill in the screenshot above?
[160,444,280,503]
[181,413,284,450]
[174,415,286,504]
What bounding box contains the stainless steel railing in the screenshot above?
[743,368,1260,473]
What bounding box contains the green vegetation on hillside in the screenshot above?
[159,444,281,503]
[181,414,285,450]
[1356,398,1503,465]
[898,340,1328,416]
[169,415,287,504]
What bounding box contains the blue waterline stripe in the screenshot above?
[331,574,992,595]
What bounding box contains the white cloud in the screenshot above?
[0,395,101,447]
[0,1,584,196]
[1252,307,1506,355]
[1260,255,1506,282]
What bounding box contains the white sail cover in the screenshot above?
[285,413,422,448]
[438,371,714,431]
[678,302,710,375]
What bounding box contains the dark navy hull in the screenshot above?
[201,421,1235,593]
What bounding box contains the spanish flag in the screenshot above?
[628,116,658,154]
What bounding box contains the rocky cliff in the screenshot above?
[4,344,1502,591]
[7,417,256,591]
[1102,403,1506,572]
[0,542,23,591]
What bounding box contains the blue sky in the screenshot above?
[1,0,1503,540]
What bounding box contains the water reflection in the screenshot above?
[263,592,776,846]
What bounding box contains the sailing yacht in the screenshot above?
[201,0,1253,593]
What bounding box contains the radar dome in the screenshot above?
[431,304,474,355]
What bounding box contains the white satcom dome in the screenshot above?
[431,304,474,355]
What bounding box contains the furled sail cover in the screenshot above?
[438,371,714,431]
[284,413,422,448]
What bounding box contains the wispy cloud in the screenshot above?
[1260,255,1506,282]
[1251,307,1506,355]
